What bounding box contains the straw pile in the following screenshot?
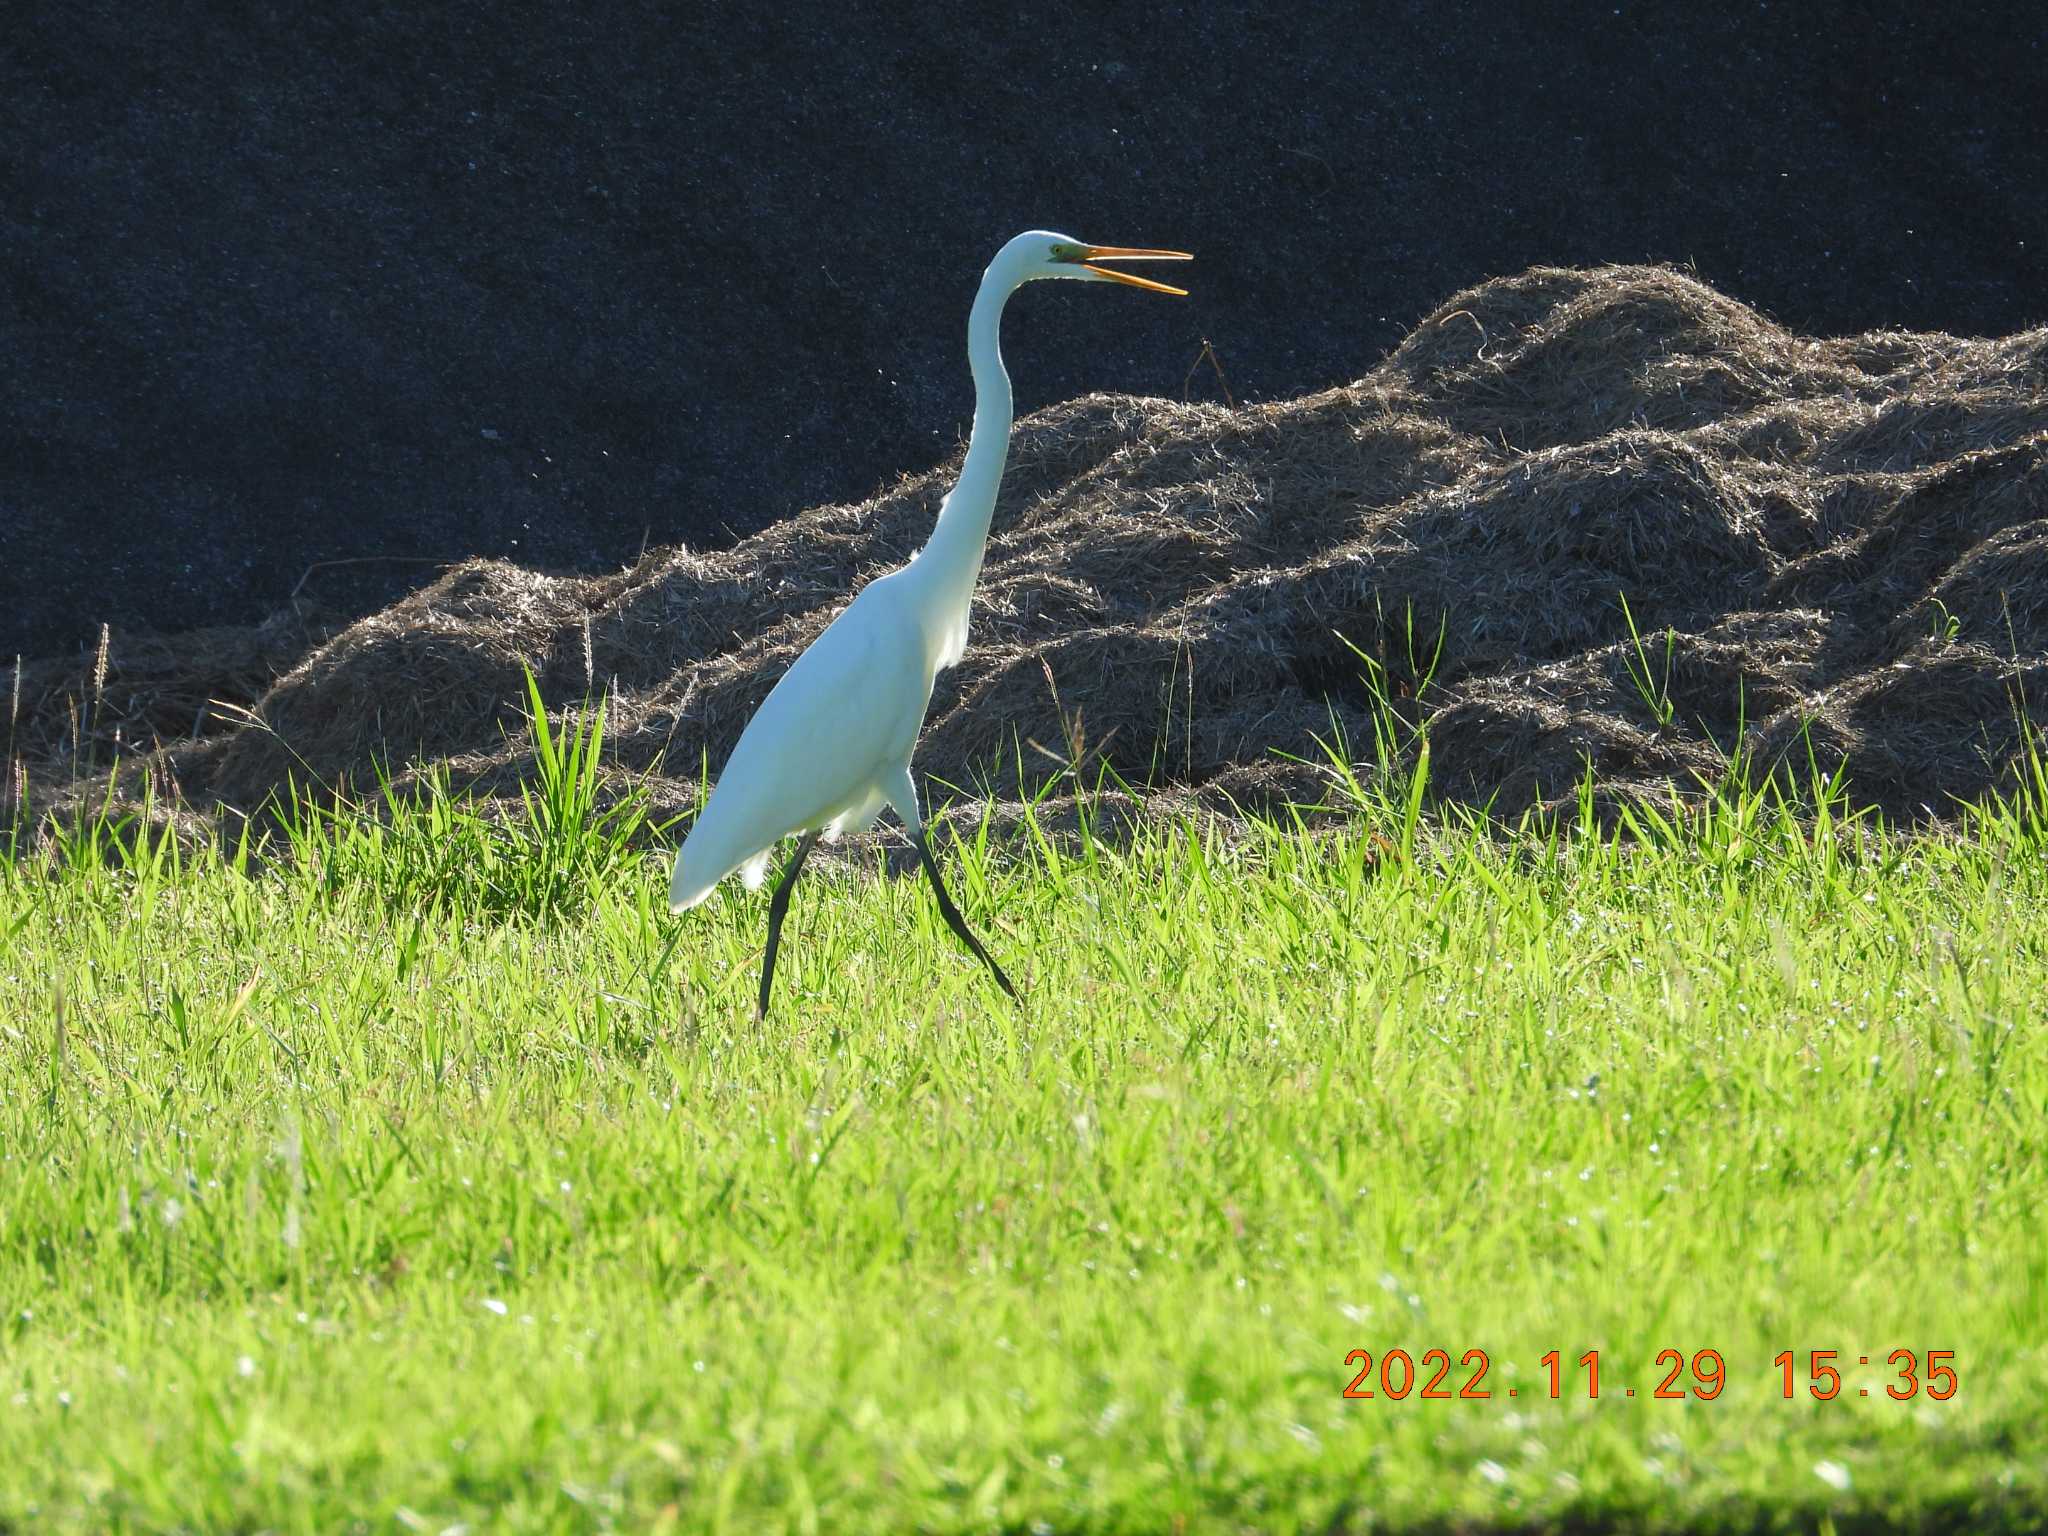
[16,264,2048,837]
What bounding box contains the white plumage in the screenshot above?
[667,229,1191,1015]
[668,564,931,909]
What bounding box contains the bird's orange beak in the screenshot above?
[1078,244,1192,296]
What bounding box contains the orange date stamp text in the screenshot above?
[1340,1347,1958,1401]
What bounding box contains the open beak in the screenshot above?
[1078,244,1192,296]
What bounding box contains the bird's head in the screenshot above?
[996,229,1192,296]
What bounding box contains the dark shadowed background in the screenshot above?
[5,0,2043,659]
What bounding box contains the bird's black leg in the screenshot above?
[913,827,1018,1000]
[758,831,821,1021]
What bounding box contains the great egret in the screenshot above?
[669,229,1191,1018]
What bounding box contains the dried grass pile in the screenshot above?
[17,264,2048,836]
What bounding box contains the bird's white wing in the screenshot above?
[670,580,932,910]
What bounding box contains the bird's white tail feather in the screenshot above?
[668,864,714,912]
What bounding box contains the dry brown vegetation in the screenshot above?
[13,264,2048,839]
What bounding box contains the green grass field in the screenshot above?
[3,744,2045,1532]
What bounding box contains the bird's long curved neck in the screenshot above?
[908,266,1015,618]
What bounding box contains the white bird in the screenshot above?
[669,229,1191,1017]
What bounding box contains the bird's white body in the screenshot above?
[669,230,1187,917]
[667,564,938,908]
